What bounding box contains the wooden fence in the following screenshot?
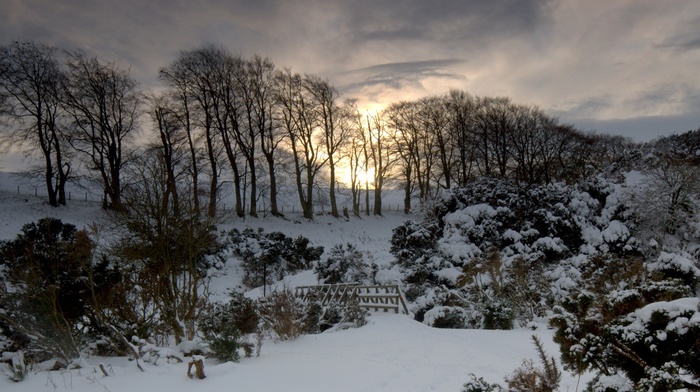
[294,283,409,314]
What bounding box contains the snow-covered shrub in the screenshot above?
[198,292,260,362]
[551,253,700,390]
[391,176,642,328]
[423,306,472,329]
[229,228,324,289]
[0,218,95,363]
[301,295,368,333]
[198,306,243,363]
[504,336,560,392]
[461,373,502,392]
[338,297,368,330]
[3,351,28,382]
[315,243,368,284]
[258,288,306,341]
[482,301,513,330]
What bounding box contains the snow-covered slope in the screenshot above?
[1,313,589,392]
[0,180,592,391]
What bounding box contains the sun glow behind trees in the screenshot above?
[1,40,634,220]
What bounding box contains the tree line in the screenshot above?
[0,40,634,218]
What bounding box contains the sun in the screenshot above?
[341,166,375,189]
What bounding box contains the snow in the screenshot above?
[0,180,593,391]
[1,314,587,392]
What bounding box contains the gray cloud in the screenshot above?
[340,59,467,92]
[1,0,700,143]
[658,16,700,52]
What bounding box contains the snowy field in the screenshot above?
[0,171,593,391]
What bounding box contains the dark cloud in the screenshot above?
[658,16,700,52]
[341,0,555,43]
[1,0,699,144]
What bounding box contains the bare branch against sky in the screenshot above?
[1,0,700,143]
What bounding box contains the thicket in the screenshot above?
[0,218,107,364]
[314,243,369,284]
[392,170,700,390]
[229,228,324,291]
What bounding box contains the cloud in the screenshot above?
[658,16,700,52]
[2,0,700,141]
[340,59,467,90]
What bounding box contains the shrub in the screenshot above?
[229,228,323,289]
[0,218,94,363]
[198,303,245,363]
[504,336,560,392]
[461,373,502,392]
[550,254,700,390]
[315,243,368,284]
[338,297,368,330]
[482,302,513,330]
[198,293,260,362]
[4,351,28,382]
[257,289,305,341]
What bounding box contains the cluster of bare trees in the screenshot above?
[383,91,636,212]
[154,45,381,219]
[0,41,140,209]
[1,40,636,217]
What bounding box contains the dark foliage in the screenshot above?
[229,228,323,288]
[0,218,97,362]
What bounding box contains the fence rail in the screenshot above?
[294,283,410,314]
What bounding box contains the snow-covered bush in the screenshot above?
[198,307,244,363]
[258,288,306,341]
[461,373,501,392]
[229,228,324,289]
[0,218,95,363]
[392,177,639,328]
[337,297,368,330]
[198,293,260,362]
[315,243,369,284]
[550,252,700,390]
[3,351,28,382]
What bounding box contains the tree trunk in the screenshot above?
[329,159,338,217]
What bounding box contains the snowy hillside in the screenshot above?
[0,183,592,392]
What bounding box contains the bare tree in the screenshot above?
[160,46,231,218]
[366,112,397,215]
[116,149,223,344]
[159,59,203,215]
[445,89,477,186]
[305,75,348,218]
[276,70,327,219]
[0,41,70,206]
[63,52,140,210]
[341,100,366,217]
[386,100,421,213]
[149,92,192,214]
[248,56,283,217]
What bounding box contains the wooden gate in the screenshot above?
[294,283,410,314]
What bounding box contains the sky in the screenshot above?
[2,0,700,143]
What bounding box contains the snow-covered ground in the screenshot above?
[1,314,588,392]
[0,172,593,391]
